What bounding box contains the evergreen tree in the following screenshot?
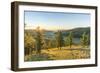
[51,39,56,48]
[80,32,89,48]
[64,37,68,46]
[42,38,52,50]
[56,30,63,50]
[86,34,90,47]
[48,40,52,49]
[24,32,35,55]
[35,26,43,54]
[68,32,73,48]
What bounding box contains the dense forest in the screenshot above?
[24,27,90,61]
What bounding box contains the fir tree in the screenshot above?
[68,31,73,48]
[80,32,89,48]
[35,26,43,54]
[56,30,63,50]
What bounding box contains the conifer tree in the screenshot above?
[67,31,73,48]
[81,32,85,48]
[56,30,63,50]
[80,32,89,48]
[24,33,35,55]
[35,26,43,54]
[86,34,90,47]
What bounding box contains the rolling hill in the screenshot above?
[25,27,90,38]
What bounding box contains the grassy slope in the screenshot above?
[25,45,90,61]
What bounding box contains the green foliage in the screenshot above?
[55,31,64,50]
[24,33,35,48]
[24,32,35,55]
[64,37,69,46]
[86,34,90,46]
[24,26,90,61]
[42,38,52,49]
[50,39,57,48]
[64,27,90,38]
[80,32,89,48]
[66,32,73,48]
[35,27,43,54]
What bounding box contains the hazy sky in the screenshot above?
[24,11,90,30]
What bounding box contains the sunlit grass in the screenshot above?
[25,45,90,61]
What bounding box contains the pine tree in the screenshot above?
[35,26,43,54]
[81,32,85,48]
[42,38,52,50]
[68,31,73,48]
[56,30,63,50]
[80,32,89,48]
[86,34,90,47]
[24,32,35,55]
[64,37,68,46]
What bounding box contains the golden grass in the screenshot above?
[25,45,90,61]
[42,48,90,60]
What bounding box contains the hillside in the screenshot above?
[62,27,90,38]
[25,27,90,38]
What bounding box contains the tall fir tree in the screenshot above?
[68,31,73,48]
[56,30,63,50]
[35,26,43,54]
[86,34,90,47]
[80,32,89,48]
[24,32,35,56]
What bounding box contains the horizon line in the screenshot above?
[24,26,90,31]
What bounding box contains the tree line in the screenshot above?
[24,27,90,55]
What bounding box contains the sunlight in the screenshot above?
[24,24,73,31]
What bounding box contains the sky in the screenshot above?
[24,11,90,30]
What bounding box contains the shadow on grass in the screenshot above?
[25,53,54,61]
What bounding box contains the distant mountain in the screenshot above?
[25,27,90,38]
[62,27,90,38]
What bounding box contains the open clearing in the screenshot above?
[25,46,90,61]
